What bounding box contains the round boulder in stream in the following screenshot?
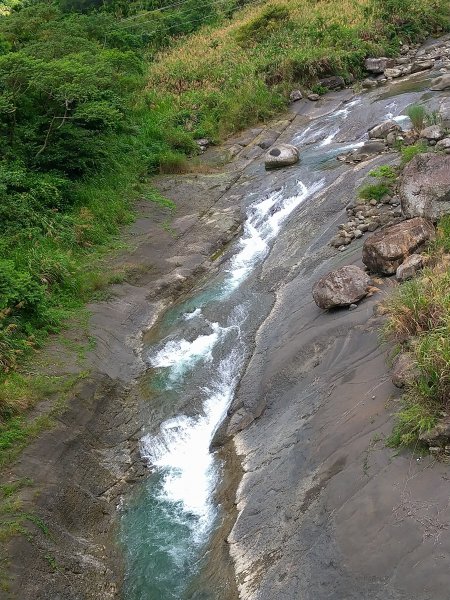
[312,265,371,309]
[264,143,299,170]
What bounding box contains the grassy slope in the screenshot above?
[145,0,449,145]
[384,218,450,449]
[0,0,449,455]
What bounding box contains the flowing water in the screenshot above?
[120,75,434,599]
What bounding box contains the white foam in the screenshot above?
[140,347,244,541]
[149,322,224,385]
[319,127,339,147]
[222,180,324,294]
[184,308,202,321]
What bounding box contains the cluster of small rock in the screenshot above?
[330,196,403,251]
[314,217,434,310]
[362,38,450,89]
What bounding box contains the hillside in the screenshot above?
[0,0,448,484]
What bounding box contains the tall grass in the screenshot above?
[384,224,450,448]
[146,0,449,143]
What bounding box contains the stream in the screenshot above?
[119,73,438,599]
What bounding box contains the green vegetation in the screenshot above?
[405,103,441,132]
[400,140,428,165]
[358,164,398,201]
[0,0,448,460]
[406,103,427,131]
[384,218,450,448]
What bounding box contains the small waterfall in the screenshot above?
[223,179,324,294]
[140,346,244,542]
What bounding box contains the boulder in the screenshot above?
[344,140,386,163]
[384,67,403,78]
[392,352,419,388]
[362,217,434,275]
[419,125,445,142]
[196,138,210,151]
[365,57,396,73]
[362,78,378,89]
[411,60,434,73]
[312,265,371,309]
[289,90,303,103]
[430,74,450,90]
[396,253,424,282]
[436,137,450,150]
[319,75,345,90]
[400,153,450,221]
[420,417,450,447]
[307,93,320,101]
[264,144,299,170]
[368,120,401,139]
[439,98,450,128]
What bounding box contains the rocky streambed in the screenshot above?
[4,35,450,600]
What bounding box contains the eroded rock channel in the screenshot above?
[6,36,450,600]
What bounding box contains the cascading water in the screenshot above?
[120,89,423,599]
[121,179,324,599]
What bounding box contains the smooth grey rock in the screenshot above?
[312,265,371,309]
[411,60,434,73]
[420,125,445,141]
[264,144,299,170]
[396,253,424,281]
[307,93,320,101]
[319,75,345,90]
[365,57,396,73]
[368,120,401,139]
[430,74,450,90]
[289,89,303,103]
[362,78,378,89]
[400,153,450,221]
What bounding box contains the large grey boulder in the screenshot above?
[384,67,403,78]
[342,140,386,163]
[365,57,396,73]
[362,217,435,275]
[264,144,299,170]
[400,153,450,221]
[419,125,445,142]
[368,120,401,140]
[411,60,434,73]
[430,74,450,90]
[312,265,371,309]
